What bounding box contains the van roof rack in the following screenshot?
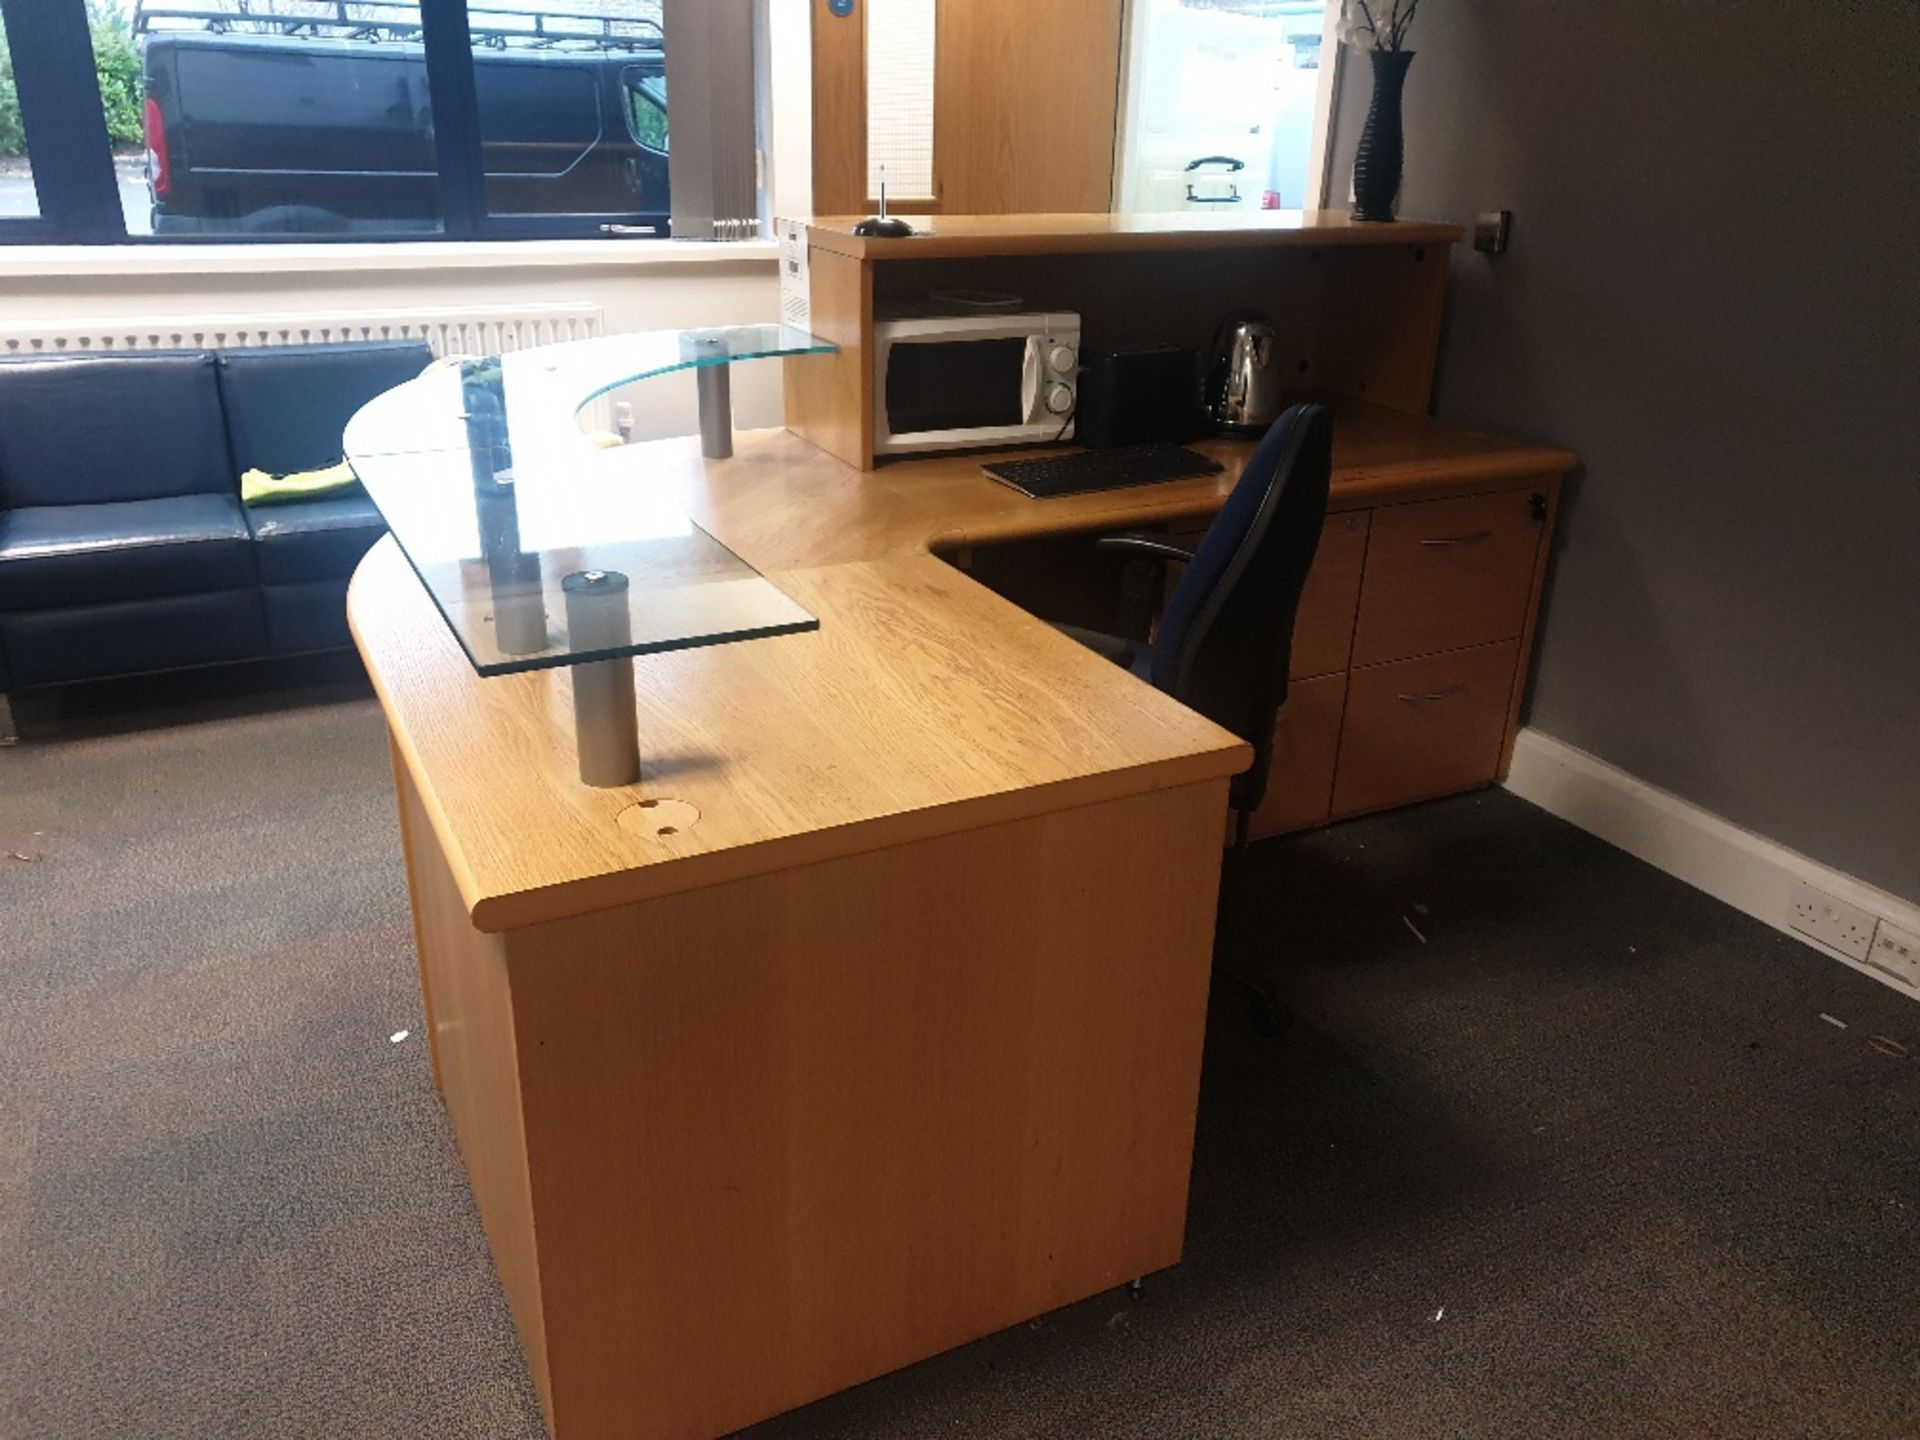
[133,0,664,52]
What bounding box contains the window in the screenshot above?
[1114,0,1338,216]
[0,0,745,245]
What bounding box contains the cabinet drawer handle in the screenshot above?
[1398,686,1466,703]
[1419,530,1494,547]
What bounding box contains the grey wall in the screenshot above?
[1327,1,1920,900]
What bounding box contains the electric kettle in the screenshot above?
[1208,312,1284,434]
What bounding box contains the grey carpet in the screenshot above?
[2,662,1915,1438]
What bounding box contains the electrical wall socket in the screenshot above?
[1868,920,1920,990]
[1787,883,1877,962]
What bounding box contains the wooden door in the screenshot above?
[811,0,869,215]
[810,1,1126,217]
[933,0,1125,214]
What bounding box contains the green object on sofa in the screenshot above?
[240,459,361,506]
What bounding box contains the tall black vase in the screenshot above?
[1351,49,1415,222]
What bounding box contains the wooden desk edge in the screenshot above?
[465,749,1250,934]
[912,446,1579,552]
[348,553,494,925]
[351,540,1252,936]
[803,214,1468,262]
[1333,447,1579,501]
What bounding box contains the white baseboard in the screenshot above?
[1504,728,1920,999]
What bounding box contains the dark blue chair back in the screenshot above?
[1148,402,1332,813]
[0,351,232,508]
[216,341,433,477]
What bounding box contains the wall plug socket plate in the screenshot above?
[1867,920,1920,990]
[1787,883,1877,962]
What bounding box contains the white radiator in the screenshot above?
[0,303,605,359]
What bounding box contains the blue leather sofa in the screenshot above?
[0,341,429,736]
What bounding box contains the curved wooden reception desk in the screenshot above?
[349,325,1572,1440]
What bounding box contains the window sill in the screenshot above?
[1,237,782,280]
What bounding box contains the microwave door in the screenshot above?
[883,336,1028,438]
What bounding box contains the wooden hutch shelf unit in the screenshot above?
[786,209,1463,472]
[781,210,1576,837]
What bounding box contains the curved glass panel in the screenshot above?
[346,325,836,677]
[346,323,831,458]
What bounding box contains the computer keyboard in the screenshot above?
[981,444,1224,499]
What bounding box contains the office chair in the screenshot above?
[1057,402,1332,1036]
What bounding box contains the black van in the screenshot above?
[142,34,668,235]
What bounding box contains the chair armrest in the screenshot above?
[1050,622,1138,669]
[1094,533,1198,564]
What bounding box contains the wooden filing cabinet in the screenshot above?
[1246,479,1558,839]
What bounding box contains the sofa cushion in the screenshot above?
[0,351,233,508]
[0,590,267,690]
[0,495,256,610]
[246,491,387,585]
[261,578,355,655]
[217,342,432,478]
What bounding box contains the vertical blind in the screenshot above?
[664,0,759,239]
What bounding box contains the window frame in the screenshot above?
[0,0,675,246]
[0,0,125,243]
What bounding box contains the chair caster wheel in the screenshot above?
[1126,1278,1145,1301]
[1249,995,1290,1039]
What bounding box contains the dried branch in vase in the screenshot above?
[1338,0,1423,53]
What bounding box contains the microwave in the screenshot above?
[872,312,1081,456]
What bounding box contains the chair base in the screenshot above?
[1212,960,1291,1038]
[1215,807,1291,1038]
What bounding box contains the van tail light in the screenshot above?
[144,98,171,198]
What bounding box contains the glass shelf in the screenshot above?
[345,324,833,461]
[344,324,835,679]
